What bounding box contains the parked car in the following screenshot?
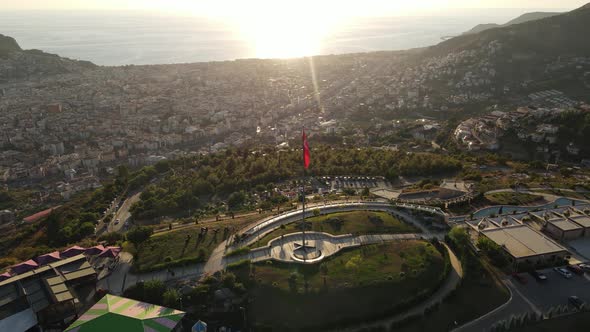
[567,264,584,275]
[512,273,527,284]
[578,263,590,272]
[554,267,573,279]
[568,296,586,309]
[529,270,548,282]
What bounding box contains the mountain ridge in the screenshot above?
[429,3,590,58]
[463,11,561,35]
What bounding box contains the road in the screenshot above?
[455,269,590,331]
[108,192,141,233]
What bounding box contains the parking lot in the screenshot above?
[511,267,590,311]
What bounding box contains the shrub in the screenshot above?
[225,247,251,257]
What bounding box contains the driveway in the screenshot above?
[456,269,590,331]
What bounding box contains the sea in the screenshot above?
[0,9,569,66]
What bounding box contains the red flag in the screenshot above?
[303,129,310,169]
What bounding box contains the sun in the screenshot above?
[226,2,345,59]
[149,0,345,59]
[160,0,427,59]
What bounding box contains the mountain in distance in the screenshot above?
[463,11,562,35]
[429,3,590,58]
[0,33,96,82]
[0,34,22,56]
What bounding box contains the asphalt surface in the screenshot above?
[510,267,590,311]
[456,268,590,332]
[108,192,141,233]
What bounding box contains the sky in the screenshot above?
[0,0,587,16]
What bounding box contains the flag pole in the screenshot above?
[302,126,306,250]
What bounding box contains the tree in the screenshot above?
[343,188,356,196]
[127,226,153,247]
[162,289,180,308]
[312,208,321,217]
[154,160,171,173]
[79,222,96,237]
[143,280,166,305]
[361,187,370,198]
[222,272,237,289]
[117,164,130,179]
[227,191,246,210]
[478,237,509,268]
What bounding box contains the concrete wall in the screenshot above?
[545,223,565,241]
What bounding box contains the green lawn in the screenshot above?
[233,240,448,329]
[134,226,229,272]
[485,192,543,206]
[250,210,419,248]
[396,259,509,332]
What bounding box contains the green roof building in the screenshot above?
[65,294,185,332]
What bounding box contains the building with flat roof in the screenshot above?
[545,216,584,241]
[0,254,97,332]
[481,225,568,267]
[568,211,590,237]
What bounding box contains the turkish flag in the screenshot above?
[303,129,310,169]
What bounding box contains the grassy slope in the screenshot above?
[250,210,419,248]
[241,240,446,329]
[397,262,509,331]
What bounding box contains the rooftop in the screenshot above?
[65,294,185,332]
[569,214,590,228]
[482,225,567,259]
[548,218,583,231]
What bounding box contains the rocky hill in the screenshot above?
[0,34,22,56]
[0,34,96,82]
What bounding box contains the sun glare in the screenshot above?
[229,4,343,59]
[139,0,433,59]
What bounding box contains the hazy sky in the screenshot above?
[0,0,587,16]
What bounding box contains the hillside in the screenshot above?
[430,4,590,58]
[0,34,96,82]
[0,34,22,56]
[504,12,561,25]
[463,23,500,35]
[463,11,561,35]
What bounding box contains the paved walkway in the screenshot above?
[204,202,443,274]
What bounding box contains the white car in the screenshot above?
[554,267,573,279]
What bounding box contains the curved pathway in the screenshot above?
[205,201,444,274]
[207,232,423,272]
